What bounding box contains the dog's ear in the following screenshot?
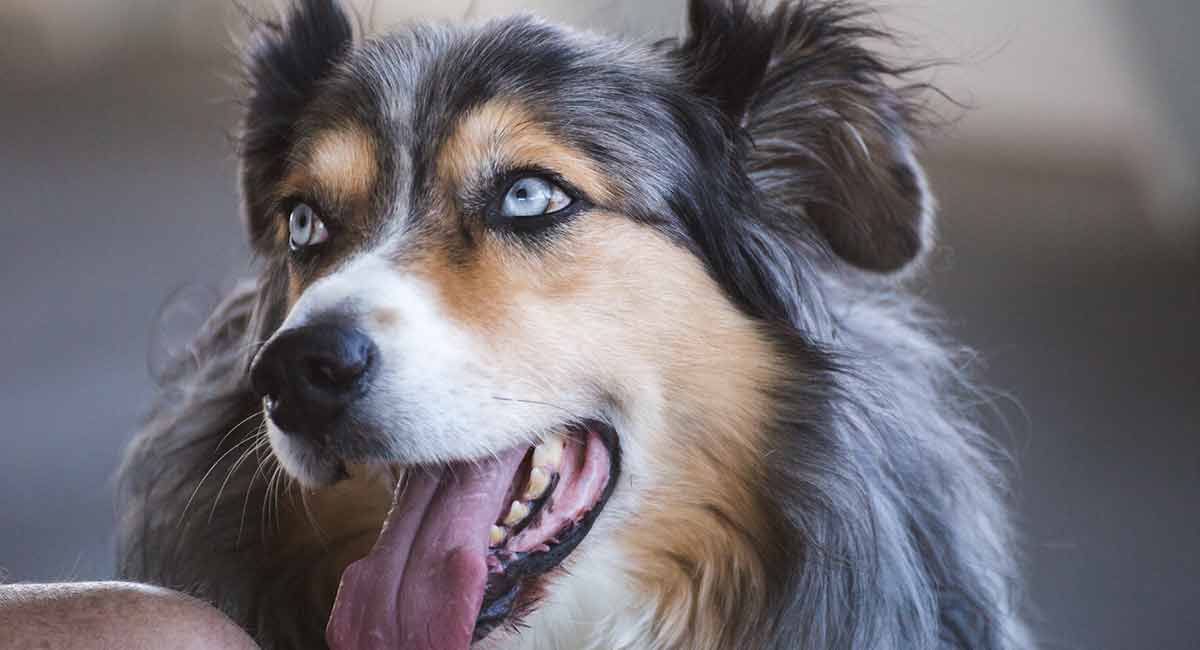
[239,0,354,252]
[677,0,932,273]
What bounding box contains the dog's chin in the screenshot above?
[264,423,350,488]
[266,415,621,647]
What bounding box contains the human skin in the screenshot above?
[0,582,260,650]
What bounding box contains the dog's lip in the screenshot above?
[474,421,621,641]
[324,420,621,649]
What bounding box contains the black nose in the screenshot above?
[250,323,377,438]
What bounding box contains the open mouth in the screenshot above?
[326,421,619,649]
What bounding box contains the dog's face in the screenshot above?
[240,1,931,646]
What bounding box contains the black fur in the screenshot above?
[118,2,1029,648]
[239,0,355,250]
[676,0,933,277]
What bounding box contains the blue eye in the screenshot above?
[288,202,329,250]
[500,176,572,218]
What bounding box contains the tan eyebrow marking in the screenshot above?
[438,98,615,204]
[274,124,380,305]
[279,124,378,205]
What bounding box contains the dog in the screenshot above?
[116,1,1030,647]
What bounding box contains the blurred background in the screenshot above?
[0,1,1196,648]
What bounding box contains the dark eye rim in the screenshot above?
[280,197,334,258]
[485,169,589,234]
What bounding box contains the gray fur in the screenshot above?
[117,1,1030,648]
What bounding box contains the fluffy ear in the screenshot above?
[677,0,933,273]
[239,0,354,251]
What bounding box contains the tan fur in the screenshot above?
[567,217,782,649]
[275,125,381,306]
[412,212,783,648]
[408,96,622,329]
[438,99,616,204]
[274,102,781,649]
[275,464,395,615]
[281,126,378,205]
[269,126,391,585]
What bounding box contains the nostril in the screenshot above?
[253,323,379,441]
[312,360,338,387]
[305,329,372,390]
[249,322,377,437]
[306,352,369,391]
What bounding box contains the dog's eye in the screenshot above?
[288,202,329,250]
[500,176,572,219]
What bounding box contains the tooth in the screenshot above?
[522,467,551,501]
[489,525,507,547]
[533,436,564,469]
[502,500,530,527]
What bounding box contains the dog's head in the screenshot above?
[240,0,931,645]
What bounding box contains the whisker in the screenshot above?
[237,428,272,546]
[259,462,279,544]
[489,395,595,449]
[280,472,301,534]
[489,395,584,419]
[299,486,328,545]
[268,462,291,536]
[214,410,266,453]
[177,431,260,529]
[207,433,268,525]
[388,464,404,486]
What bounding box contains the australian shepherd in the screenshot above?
[117,1,1029,648]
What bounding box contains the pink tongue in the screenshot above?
[327,447,526,650]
